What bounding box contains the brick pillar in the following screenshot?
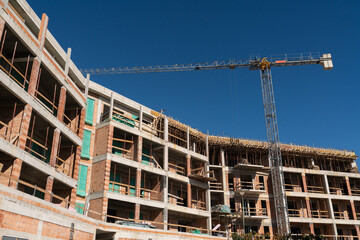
[350,200,357,220]
[44,176,54,202]
[49,128,60,168]
[57,86,67,122]
[137,136,143,162]
[305,197,312,218]
[186,154,191,176]
[10,104,33,188]
[309,223,315,235]
[38,13,48,50]
[106,125,114,154]
[355,225,360,239]
[135,203,140,222]
[78,107,86,137]
[301,172,308,192]
[0,16,5,40]
[136,169,141,197]
[345,176,352,196]
[187,183,191,208]
[27,57,41,97]
[103,159,111,192]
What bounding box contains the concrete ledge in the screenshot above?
[289,217,333,224]
[0,70,82,146]
[0,138,77,188]
[108,153,166,176]
[168,203,210,217]
[283,167,360,178]
[106,191,165,209]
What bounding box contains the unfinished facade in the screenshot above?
[0,0,359,240]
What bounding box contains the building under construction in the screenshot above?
[0,0,359,239]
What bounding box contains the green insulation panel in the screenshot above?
[76,165,88,197]
[85,98,95,125]
[75,203,85,214]
[112,139,123,156]
[141,148,150,165]
[109,171,121,192]
[81,130,91,159]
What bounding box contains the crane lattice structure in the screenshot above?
[80,52,333,236]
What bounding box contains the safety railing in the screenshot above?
[168,193,184,206]
[168,132,187,148]
[25,136,48,162]
[288,208,307,218]
[307,185,325,193]
[168,162,185,175]
[63,113,79,135]
[0,51,30,90]
[210,182,223,190]
[34,86,58,116]
[112,137,134,160]
[334,211,347,220]
[234,181,265,191]
[142,122,164,139]
[140,187,161,201]
[55,156,72,176]
[351,188,360,196]
[104,214,228,237]
[237,207,267,217]
[311,209,329,218]
[0,171,70,208]
[285,183,302,192]
[190,168,216,181]
[108,181,136,196]
[0,120,9,140]
[141,152,162,169]
[329,186,344,195]
[191,199,206,210]
[323,235,359,240]
[112,110,139,129]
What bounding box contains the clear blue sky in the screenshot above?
[30,1,360,158]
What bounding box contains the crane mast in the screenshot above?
[81,52,333,236]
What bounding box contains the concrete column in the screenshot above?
[186,154,191,176]
[163,208,168,230]
[164,117,168,141]
[37,13,49,50]
[345,176,352,196]
[186,127,190,150]
[187,183,192,208]
[109,92,114,120]
[139,106,143,131]
[28,57,41,97]
[44,176,54,202]
[49,128,61,168]
[135,203,140,222]
[221,149,229,206]
[163,144,168,171]
[64,48,71,77]
[136,169,142,197]
[323,175,338,239]
[137,136,143,162]
[206,134,209,157]
[96,99,102,123]
[57,87,67,122]
[163,175,168,205]
[84,74,90,99]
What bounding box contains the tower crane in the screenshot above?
[80,52,333,236]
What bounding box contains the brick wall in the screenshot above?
[94,125,110,157]
[0,210,39,234]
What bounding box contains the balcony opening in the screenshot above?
[0,86,25,145]
[63,92,82,135]
[168,149,186,176]
[108,163,136,197]
[168,179,186,207]
[142,138,163,169]
[112,128,136,160]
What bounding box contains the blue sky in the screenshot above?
[30,1,360,158]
